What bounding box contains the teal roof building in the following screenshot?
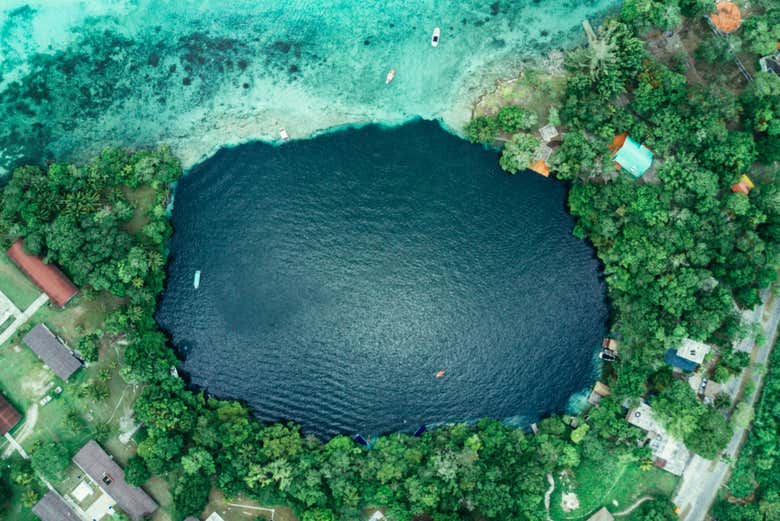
[611,135,654,178]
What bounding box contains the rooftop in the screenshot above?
[32,492,81,521]
[710,1,741,33]
[610,133,653,178]
[664,349,700,372]
[0,392,21,435]
[23,324,82,380]
[677,338,711,365]
[731,175,755,195]
[539,123,559,143]
[626,402,690,475]
[626,401,663,433]
[529,159,551,177]
[72,440,158,521]
[6,240,78,308]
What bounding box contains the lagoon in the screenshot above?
[0,0,619,173]
[156,121,608,438]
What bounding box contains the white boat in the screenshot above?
[279,128,289,140]
[385,68,395,84]
[431,27,440,47]
[193,270,201,289]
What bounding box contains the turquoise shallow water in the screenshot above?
[157,121,608,438]
[0,0,619,172]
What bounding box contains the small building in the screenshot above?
[664,349,699,372]
[602,338,619,352]
[23,324,82,380]
[759,51,780,78]
[587,507,614,521]
[7,240,78,308]
[206,513,226,521]
[368,512,387,521]
[535,142,554,162]
[709,1,741,34]
[678,338,711,366]
[609,133,653,178]
[73,440,158,521]
[32,491,80,521]
[0,392,21,435]
[626,401,659,432]
[665,338,710,372]
[588,381,611,406]
[539,123,560,143]
[731,174,755,195]
[529,159,551,177]
[626,402,690,475]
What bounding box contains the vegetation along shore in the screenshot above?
[0,1,778,521]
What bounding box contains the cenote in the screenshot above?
[157,120,608,438]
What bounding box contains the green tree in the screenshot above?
[172,472,211,518]
[30,442,70,482]
[496,106,538,133]
[464,116,500,144]
[499,134,539,174]
[124,456,151,486]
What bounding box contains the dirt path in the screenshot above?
[544,473,555,521]
[614,496,654,516]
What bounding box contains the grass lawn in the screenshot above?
[0,255,42,310]
[549,453,679,520]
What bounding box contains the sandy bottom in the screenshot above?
[0,0,619,171]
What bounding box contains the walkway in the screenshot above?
[614,496,653,517]
[4,432,29,459]
[674,290,780,521]
[0,292,49,346]
[544,473,555,521]
[226,503,275,520]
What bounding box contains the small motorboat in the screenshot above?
[599,351,617,362]
[431,27,440,47]
[435,370,446,378]
[279,128,289,140]
[193,270,201,289]
[386,68,395,84]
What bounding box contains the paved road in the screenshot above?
[674,291,780,521]
[0,292,48,346]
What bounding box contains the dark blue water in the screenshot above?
[157,120,607,438]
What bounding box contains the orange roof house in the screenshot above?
[710,2,741,33]
[7,240,78,308]
[731,175,754,195]
[529,159,550,177]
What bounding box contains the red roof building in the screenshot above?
[0,393,21,435]
[6,240,78,308]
